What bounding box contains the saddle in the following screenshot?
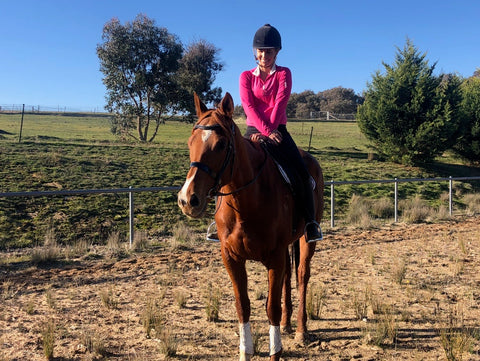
[258,139,315,206]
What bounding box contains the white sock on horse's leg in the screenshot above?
[269,325,282,356]
[239,322,254,356]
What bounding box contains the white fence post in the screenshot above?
[330,180,335,228]
[449,176,453,216]
[394,178,398,223]
[129,186,134,248]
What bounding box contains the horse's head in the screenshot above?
[178,92,236,218]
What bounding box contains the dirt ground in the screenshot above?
[1,216,479,361]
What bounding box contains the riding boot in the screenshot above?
[302,177,323,243]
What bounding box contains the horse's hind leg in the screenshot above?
[221,247,252,361]
[281,247,293,334]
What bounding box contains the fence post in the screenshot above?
[129,186,134,248]
[18,104,25,143]
[308,126,313,152]
[449,176,453,216]
[394,178,398,223]
[330,180,335,228]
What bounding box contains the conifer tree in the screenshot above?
[357,39,462,165]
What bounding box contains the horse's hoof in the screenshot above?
[269,349,282,361]
[239,352,252,361]
[295,331,308,343]
[281,324,293,334]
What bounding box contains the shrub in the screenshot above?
[357,39,462,165]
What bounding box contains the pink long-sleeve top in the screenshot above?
[239,65,292,136]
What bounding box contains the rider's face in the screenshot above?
[256,48,279,69]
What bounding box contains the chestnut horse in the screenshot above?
[178,93,324,361]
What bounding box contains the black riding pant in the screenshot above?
[245,125,316,224]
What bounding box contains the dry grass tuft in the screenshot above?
[203,282,222,322]
[439,306,477,361]
[462,193,480,215]
[158,328,178,357]
[106,231,127,259]
[346,194,373,227]
[391,258,408,285]
[132,230,150,251]
[363,305,398,347]
[400,195,432,223]
[350,285,371,320]
[99,287,118,310]
[31,228,62,265]
[41,319,55,360]
[79,328,108,357]
[371,197,394,219]
[171,222,197,250]
[306,283,327,320]
[141,297,164,339]
[173,290,188,309]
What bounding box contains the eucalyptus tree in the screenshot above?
[97,14,223,141]
[97,14,183,141]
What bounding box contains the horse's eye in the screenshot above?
[214,140,227,152]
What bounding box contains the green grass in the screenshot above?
[1,112,479,248]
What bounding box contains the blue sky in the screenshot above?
[1,0,479,111]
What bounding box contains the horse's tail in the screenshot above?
[291,239,300,288]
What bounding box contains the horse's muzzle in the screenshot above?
[177,180,208,218]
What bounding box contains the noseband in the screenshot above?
[190,122,236,197]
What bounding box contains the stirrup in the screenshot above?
[304,221,323,243]
[206,221,220,242]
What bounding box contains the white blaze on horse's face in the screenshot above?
[201,129,213,143]
[178,175,194,207]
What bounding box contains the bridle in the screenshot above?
[189,122,236,198]
[189,117,267,198]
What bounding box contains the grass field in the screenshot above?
[1,111,479,249]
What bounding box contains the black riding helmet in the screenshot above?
[253,24,282,49]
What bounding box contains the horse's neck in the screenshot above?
[226,135,265,191]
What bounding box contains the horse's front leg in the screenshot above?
[281,246,293,333]
[266,251,287,361]
[221,246,252,361]
[296,238,316,342]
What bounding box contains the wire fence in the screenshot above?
[0,104,107,114]
[1,176,479,246]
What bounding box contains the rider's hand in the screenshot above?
[268,130,283,144]
[250,133,267,142]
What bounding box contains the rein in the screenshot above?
[189,120,267,198]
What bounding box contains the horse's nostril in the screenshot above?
[179,198,186,207]
[190,194,200,208]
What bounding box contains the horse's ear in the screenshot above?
[194,92,209,118]
[217,92,234,117]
